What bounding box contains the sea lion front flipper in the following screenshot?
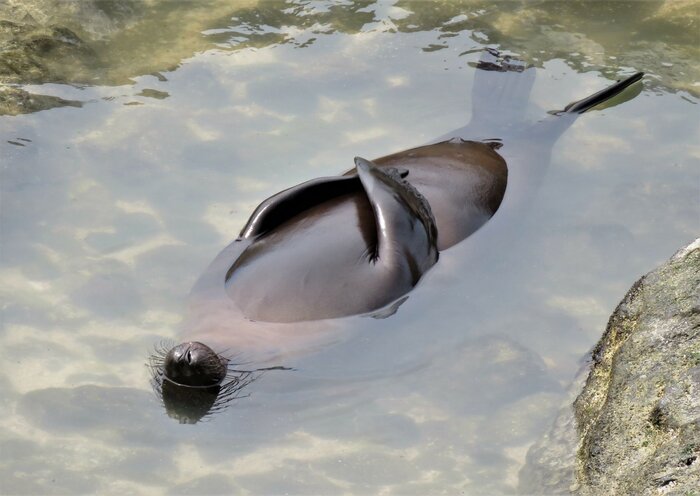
[241,170,410,240]
[354,157,439,282]
[240,175,361,239]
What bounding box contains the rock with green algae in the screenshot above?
[0,86,82,115]
[520,238,700,495]
[0,15,96,115]
[574,238,700,495]
[0,19,99,85]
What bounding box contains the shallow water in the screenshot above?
[1,1,698,494]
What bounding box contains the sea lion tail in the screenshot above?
[561,72,644,114]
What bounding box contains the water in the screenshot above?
[1,1,698,494]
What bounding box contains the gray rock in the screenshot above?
[575,238,700,495]
[520,238,700,495]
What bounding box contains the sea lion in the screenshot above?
[149,50,644,422]
[224,147,507,323]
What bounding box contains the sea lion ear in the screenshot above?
[354,157,438,276]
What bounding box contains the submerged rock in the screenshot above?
[0,19,98,84]
[520,238,700,494]
[518,372,584,494]
[0,13,98,115]
[0,86,82,115]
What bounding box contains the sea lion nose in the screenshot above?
[165,344,193,379]
[174,344,193,364]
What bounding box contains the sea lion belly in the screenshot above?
[226,192,400,323]
[227,140,507,323]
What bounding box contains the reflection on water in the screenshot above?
[1,0,697,115]
[1,0,698,494]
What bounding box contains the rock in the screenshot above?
[0,19,98,86]
[0,86,82,115]
[0,14,96,115]
[574,238,700,495]
[0,0,223,115]
[520,238,700,495]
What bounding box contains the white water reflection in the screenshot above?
[1,2,699,495]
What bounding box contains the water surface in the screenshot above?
[1,1,698,494]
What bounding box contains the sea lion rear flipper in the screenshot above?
[354,157,438,279]
[433,49,536,142]
[530,71,645,144]
[470,49,535,128]
[560,72,644,114]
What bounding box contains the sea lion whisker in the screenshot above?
[217,384,254,402]
[147,340,177,369]
[154,339,175,355]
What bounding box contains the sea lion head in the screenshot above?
[148,341,256,423]
[163,341,227,387]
